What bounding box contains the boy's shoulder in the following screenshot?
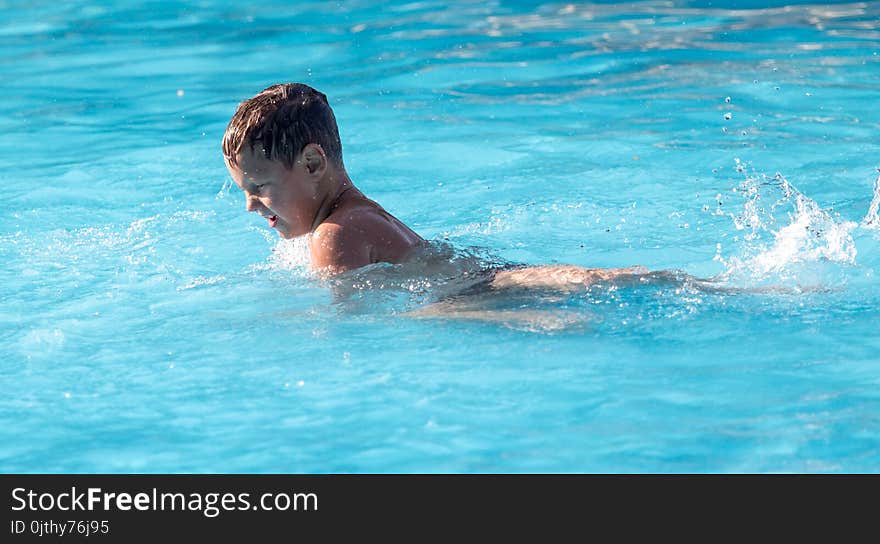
[315,200,397,239]
[310,200,421,274]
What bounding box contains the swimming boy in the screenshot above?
[222,83,424,275]
[222,83,647,290]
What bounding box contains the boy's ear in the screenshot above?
[301,144,326,176]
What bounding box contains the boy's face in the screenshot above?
[225,146,321,239]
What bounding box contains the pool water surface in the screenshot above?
[2,0,880,472]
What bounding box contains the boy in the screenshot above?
[222,83,424,275]
[222,83,647,290]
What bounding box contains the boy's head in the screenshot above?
[223,83,345,239]
[222,83,343,169]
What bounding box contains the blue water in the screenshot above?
[3,0,880,472]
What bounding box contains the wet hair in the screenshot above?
[222,83,343,169]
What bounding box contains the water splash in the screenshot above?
[862,169,880,229]
[715,161,857,285]
[266,236,312,272]
[215,178,235,200]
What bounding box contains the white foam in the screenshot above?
[267,236,312,272]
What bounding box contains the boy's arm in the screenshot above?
[406,265,655,332]
[489,265,650,291]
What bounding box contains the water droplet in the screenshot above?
[724,96,731,103]
[723,112,732,120]
[176,89,184,97]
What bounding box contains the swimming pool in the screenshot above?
[2,0,879,472]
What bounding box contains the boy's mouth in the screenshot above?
[267,215,278,228]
